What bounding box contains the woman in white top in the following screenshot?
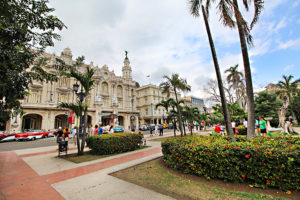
[231,120,236,135]
[155,125,158,135]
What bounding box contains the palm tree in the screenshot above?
[189,0,235,141]
[57,101,86,154]
[225,64,245,108]
[214,0,264,139]
[160,74,191,137]
[277,75,300,132]
[70,66,95,154]
[183,106,199,135]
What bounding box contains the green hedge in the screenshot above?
[162,136,300,191]
[86,133,142,155]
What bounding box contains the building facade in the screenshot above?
[5,48,139,132]
[136,84,179,125]
[181,96,205,112]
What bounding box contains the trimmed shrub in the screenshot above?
[236,125,247,135]
[162,136,300,191]
[86,133,142,155]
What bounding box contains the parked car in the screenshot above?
[0,131,17,142]
[139,125,148,131]
[114,125,124,133]
[15,130,50,141]
[168,123,174,129]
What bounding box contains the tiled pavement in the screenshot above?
[0,130,210,200]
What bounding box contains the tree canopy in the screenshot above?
[0,0,65,125]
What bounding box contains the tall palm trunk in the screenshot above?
[233,0,255,139]
[174,88,184,137]
[201,6,235,141]
[279,95,289,134]
[173,120,176,137]
[80,107,88,154]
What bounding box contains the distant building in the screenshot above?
[4,48,139,132]
[136,84,179,125]
[181,96,205,112]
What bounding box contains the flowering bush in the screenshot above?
[161,136,300,191]
[86,133,142,155]
[236,125,247,135]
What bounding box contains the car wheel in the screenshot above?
[32,137,36,141]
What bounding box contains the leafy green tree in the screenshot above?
[68,65,95,155]
[188,0,234,140]
[254,91,282,127]
[0,0,65,126]
[214,0,264,139]
[277,75,300,130]
[289,90,300,123]
[182,106,199,135]
[225,64,246,108]
[160,74,191,137]
[212,103,246,122]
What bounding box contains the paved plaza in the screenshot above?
[1,130,211,200]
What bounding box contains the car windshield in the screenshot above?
[115,126,122,128]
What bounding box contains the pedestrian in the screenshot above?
[220,124,225,136]
[159,124,164,136]
[56,127,64,150]
[64,128,70,142]
[155,124,158,135]
[259,116,268,137]
[255,119,259,136]
[94,125,99,136]
[139,130,146,145]
[243,118,248,133]
[231,120,236,136]
[214,123,221,134]
[98,124,103,135]
[150,125,153,137]
[71,126,77,146]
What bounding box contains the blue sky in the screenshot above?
[47,0,300,99]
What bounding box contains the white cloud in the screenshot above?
[283,64,295,71]
[278,38,300,50]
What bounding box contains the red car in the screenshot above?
[0,131,17,142]
[15,130,50,141]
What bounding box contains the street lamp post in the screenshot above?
[73,82,85,139]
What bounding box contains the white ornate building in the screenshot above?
[5,48,139,132]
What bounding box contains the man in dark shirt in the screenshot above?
[56,127,63,149]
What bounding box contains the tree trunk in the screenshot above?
[173,120,176,137]
[201,6,235,141]
[232,0,255,140]
[80,107,88,153]
[190,123,193,135]
[279,95,289,134]
[174,88,184,137]
[77,112,83,155]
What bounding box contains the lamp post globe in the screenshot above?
[73,82,79,93]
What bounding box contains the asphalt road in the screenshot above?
[0,129,175,152]
[0,137,58,152]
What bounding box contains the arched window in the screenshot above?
[102,82,108,94]
[117,85,123,97]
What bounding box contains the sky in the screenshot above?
[47,0,300,100]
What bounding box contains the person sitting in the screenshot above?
[214,123,221,134]
[139,131,146,145]
[94,125,99,136]
[98,125,103,135]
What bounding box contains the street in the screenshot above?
[0,137,57,152]
[0,129,176,152]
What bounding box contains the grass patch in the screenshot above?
[150,136,173,142]
[112,158,298,200]
[63,146,150,163]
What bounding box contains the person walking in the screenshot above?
[56,127,64,150]
[159,124,164,136]
[259,116,268,137]
[155,124,158,135]
[255,119,259,136]
[109,125,114,134]
[231,120,236,136]
[98,125,103,135]
[150,125,153,137]
[94,125,99,136]
[243,118,248,133]
[71,127,77,146]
